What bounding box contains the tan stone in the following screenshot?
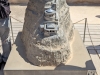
[4,30,95,75]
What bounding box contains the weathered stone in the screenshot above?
[22,0,74,66]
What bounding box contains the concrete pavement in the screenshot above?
[9,5,100,24]
[70,6,100,24]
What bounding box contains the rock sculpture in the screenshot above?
[22,0,74,66]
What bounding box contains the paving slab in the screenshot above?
[10,5,27,22]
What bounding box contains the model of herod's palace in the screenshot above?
[22,0,74,66]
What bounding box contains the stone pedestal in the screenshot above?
[4,30,96,75]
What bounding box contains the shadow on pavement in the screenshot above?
[96,15,100,18]
[86,45,100,52]
[55,60,95,70]
[14,32,34,65]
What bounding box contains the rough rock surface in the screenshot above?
[22,0,74,66]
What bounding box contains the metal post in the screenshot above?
[10,16,15,44]
[83,18,87,43]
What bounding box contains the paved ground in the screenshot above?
[9,5,100,24]
[0,5,100,75]
[70,6,100,24]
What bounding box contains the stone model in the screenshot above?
[22,0,74,66]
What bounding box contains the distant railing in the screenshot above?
[73,18,87,43]
[74,18,100,60]
[10,16,88,43]
[9,16,23,45]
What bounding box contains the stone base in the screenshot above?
[4,30,95,75]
